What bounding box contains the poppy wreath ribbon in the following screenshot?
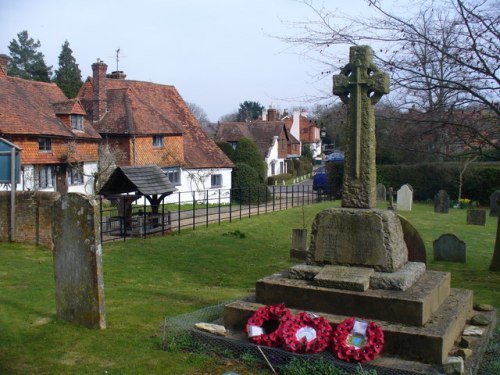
[245,303,292,347]
[331,317,384,362]
[281,312,333,353]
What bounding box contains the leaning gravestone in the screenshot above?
[52,193,106,329]
[434,190,449,213]
[433,233,466,263]
[467,209,486,226]
[377,183,387,202]
[490,191,500,217]
[397,184,413,211]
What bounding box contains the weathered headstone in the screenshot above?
[388,186,394,210]
[376,183,387,201]
[467,209,486,226]
[52,193,106,329]
[332,45,389,209]
[433,233,466,263]
[490,191,500,217]
[397,184,413,211]
[434,190,449,213]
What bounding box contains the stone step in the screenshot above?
[223,288,473,364]
[254,270,450,326]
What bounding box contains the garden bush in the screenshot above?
[232,162,270,204]
[232,137,267,182]
[377,162,500,204]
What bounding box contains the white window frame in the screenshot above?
[38,138,52,152]
[153,135,164,148]
[36,165,55,189]
[211,174,222,188]
[67,165,84,185]
[162,166,181,186]
[70,115,84,131]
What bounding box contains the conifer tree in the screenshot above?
[8,30,52,82]
[54,41,83,98]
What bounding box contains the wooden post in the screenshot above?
[10,147,16,242]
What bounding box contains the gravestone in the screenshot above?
[377,183,387,201]
[433,233,466,263]
[398,215,427,264]
[52,193,106,329]
[467,209,486,226]
[397,184,413,211]
[290,228,308,261]
[388,187,394,210]
[490,191,500,217]
[434,190,449,213]
[490,198,500,271]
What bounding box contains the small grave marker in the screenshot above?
[490,191,500,217]
[397,184,413,211]
[467,209,486,226]
[433,233,466,263]
[377,183,387,202]
[434,190,449,213]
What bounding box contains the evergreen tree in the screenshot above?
[232,137,267,183]
[237,101,264,122]
[54,41,83,98]
[8,30,52,82]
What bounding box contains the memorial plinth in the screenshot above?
[221,46,493,371]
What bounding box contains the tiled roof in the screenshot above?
[79,78,233,169]
[52,99,86,115]
[0,75,100,140]
[217,121,289,158]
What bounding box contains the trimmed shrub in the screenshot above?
[232,137,267,182]
[377,163,500,204]
[232,162,271,204]
[286,159,296,177]
[216,142,235,160]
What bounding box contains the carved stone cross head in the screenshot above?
[332,46,389,105]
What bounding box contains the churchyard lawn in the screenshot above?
[0,201,498,374]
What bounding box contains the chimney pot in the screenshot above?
[0,54,10,76]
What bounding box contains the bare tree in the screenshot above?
[280,0,499,158]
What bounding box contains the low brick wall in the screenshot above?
[0,191,60,249]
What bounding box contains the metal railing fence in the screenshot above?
[99,184,336,242]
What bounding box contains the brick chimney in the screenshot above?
[267,107,278,121]
[91,59,108,122]
[0,54,10,77]
[107,71,127,79]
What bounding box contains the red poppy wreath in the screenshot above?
[245,303,292,347]
[331,317,384,363]
[281,312,333,354]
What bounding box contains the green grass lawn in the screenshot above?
[0,201,498,374]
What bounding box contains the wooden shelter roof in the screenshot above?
[99,165,176,196]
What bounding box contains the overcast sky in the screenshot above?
[1,0,376,121]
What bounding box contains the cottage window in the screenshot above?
[162,166,180,186]
[70,115,84,130]
[67,165,84,185]
[153,135,164,148]
[36,165,55,189]
[211,174,222,188]
[38,138,52,152]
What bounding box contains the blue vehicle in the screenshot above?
[313,166,329,194]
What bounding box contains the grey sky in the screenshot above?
[1,0,373,121]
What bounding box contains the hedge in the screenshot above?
[232,162,271,204]
[377,163,500,204]
[267,173,293,185]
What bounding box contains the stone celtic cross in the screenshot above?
[332,46,389,208]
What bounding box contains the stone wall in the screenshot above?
[0,191,60,248]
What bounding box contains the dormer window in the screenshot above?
[71,115,84,131]
[153,135,164,148]
[38,138,52,152]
